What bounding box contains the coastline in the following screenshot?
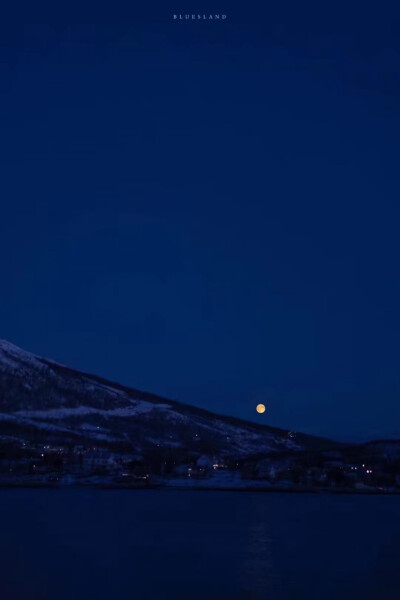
[1,481,398,496]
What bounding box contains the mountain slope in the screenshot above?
[0,339,333,459]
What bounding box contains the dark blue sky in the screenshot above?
[1,3,400,441]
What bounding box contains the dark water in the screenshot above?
[1,489,400,600]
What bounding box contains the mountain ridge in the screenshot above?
[0,338,336,458]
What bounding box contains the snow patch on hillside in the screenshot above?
[14,402,171,420]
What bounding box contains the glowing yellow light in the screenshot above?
[256,403,266,414]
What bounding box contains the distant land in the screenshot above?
[1,339,399,493]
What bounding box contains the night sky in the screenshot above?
[1,3,399,441]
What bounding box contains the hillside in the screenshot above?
[3,339,399,493]
[0,339,328,460]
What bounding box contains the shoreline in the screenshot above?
[0,481,399,496]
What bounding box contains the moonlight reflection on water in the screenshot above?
[0,490,400,600]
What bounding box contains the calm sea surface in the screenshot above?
[0,489,399,599]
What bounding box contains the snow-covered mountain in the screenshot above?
[0,339,331,459]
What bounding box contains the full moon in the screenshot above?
[256,403,266,414]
